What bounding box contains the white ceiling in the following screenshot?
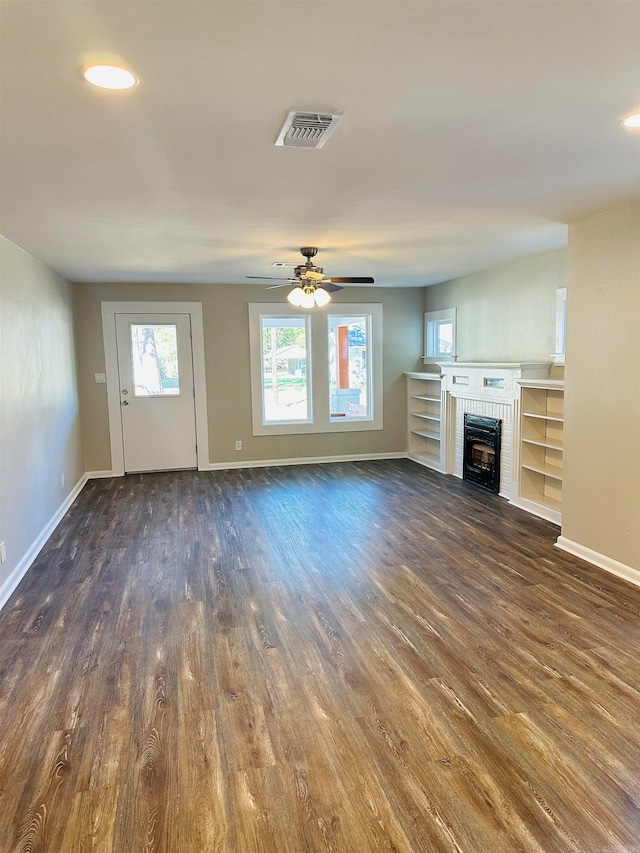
[1,1,639,287]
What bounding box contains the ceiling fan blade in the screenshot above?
[272,262,298,267]
[327,277,374,284]
[318,282,344,293]
[265,283,296,290]
[245,275,295,281]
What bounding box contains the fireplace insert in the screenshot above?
[463,414,501,493]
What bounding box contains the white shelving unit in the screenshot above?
[405,372,445,472]
[513,380,564,524]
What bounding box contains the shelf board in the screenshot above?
[411,412,441,422]
[519,491,562,511]
[411,395,441,402]
[411,451,441,463]
[522,436,563,451]
[521,462,563,481]
[411,428,440,440]
[522,411,564,423]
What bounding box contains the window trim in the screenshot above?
[423,307,457,363]
[249,303,383,436]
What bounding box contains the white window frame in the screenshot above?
[249,303,383,436]
[423,307,456,363]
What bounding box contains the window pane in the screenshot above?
[436,320,453,355]
[328,316,369,420]
[261,317,310,423]
[130,324,180,396]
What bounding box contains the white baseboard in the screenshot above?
[555,536,640,589]
[86,470,116,478]
[204,451,407,471]
[0,473,89,613]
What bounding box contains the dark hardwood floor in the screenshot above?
[0,460,639,852]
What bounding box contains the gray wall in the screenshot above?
[562,199,640,570]
[425,249,567,363]
[0,236,83,598]
[74,282,424,471]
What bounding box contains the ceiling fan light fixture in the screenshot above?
[299,290,316,309]
[314,287,331,306]
[287,286,305,306]
[82,64,139,90]
[621,111,640,128]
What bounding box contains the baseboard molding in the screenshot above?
[555,536,640,589]
[86,470,117,479]
[205,451,407,471]
[0,473,89,613]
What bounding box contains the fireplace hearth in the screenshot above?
[463,414,501,493]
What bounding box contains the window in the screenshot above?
[259,315,311,424]
[423,308,456,363]
[130,323,180,396]
[328,315,370,421]
[551,287,567,364]
[249,303,382,436]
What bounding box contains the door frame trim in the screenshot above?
[101,301,210,475]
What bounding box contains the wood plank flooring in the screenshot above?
[0,460,639,852]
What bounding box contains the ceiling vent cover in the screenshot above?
[275,111,343,149]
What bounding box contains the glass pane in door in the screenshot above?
[130,324,180,396]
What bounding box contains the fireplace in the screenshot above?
[463,414,501,493]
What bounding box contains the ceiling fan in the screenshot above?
[246,247,374,307]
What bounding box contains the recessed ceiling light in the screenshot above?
[621,111,640,128]
[82,65,138,90]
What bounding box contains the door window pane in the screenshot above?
[261,317,310,423]
[328,316,370,420]
[130,324,180,396]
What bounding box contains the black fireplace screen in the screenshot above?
[463,414,501,493]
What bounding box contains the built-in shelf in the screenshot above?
[522,436,563,451]
[512,380,564,525]
[411,428,441,440]
[522,412,564,422]
[411,412,441,422]
[405,372,445,473]
[521,462,563,481]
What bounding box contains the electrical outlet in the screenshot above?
[0,541,6,564]
[95,373,106,383]
[235,440,242,451]
[61,473,65,488]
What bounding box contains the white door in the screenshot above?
[115,313,197,472]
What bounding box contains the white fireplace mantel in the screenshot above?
[439,362,551,402]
